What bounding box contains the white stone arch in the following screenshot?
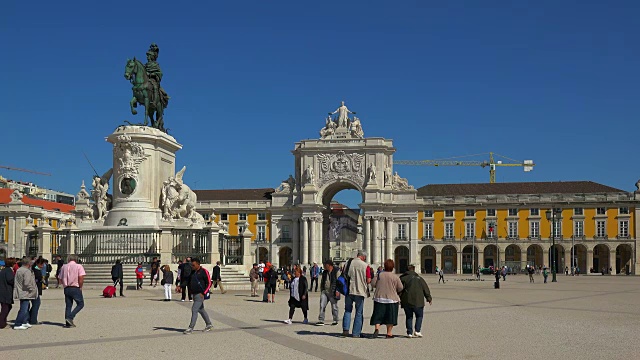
[317,178,365,207]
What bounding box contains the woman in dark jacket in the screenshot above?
[0,258,16,328]
[283,267,309,324]
[265,265,278,303]
[31,258,44,325]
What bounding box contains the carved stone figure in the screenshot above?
[350,116,364,138]
[320,115,338,139]
[329,101,356,128]
[91,169,113,220]
[113,134,150,196]
[317,151,365,188]
[76,180,91,201]
[9,190,23,203]
[636,179,640,192]
[384,165,392,187]
[367,163,377,185]
[392,171,414,191]
[124,43,170,131]
[218,221,229,233]
[161,166,204,224]
[275,175,296,194]
[303,165,315,186]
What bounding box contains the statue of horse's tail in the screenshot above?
[160,88,170,108]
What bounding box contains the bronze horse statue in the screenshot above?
[124,58,169,131]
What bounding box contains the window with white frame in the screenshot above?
[508,208,518,216]
[397,224,407,240]
[574,221,584,237]
[620,207,630,215]
[596,207,606,215]
[239,213,247,221]
[465,222,475,238]
[487,209,496,217]
[574,208,583,216]
[487,221,497,237]
[258,213,267,221]
[424,210,433,218]
[465,209,475,217]
[530,208,539,216]
[221,213,228,221]
[257,225,266,241]
[508,221,518,238]
[444,210,454,218]
[619,220,629,238]
[0,226,4,242]
[238,225,246,233]
[281,225,290,239]
[530,221,540,237]
[445,223,454,239]
[596,220,606,237]
[202,213,210,221]
[553,220,562,237]
[424,223,433,239]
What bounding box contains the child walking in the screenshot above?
[135,263,145,290]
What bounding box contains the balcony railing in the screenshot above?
[421,236,434,241]
[616,235,631,240]
[506,236,520,241]
[593,235,608,241]
[443,236,456,241]
[394,236,408,241]
[571,235,586,241]
[528,236,540,241]
[463,236,476,241]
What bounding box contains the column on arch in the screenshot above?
[385,217,393,262]
[371,217,380,266]
[362,216,370,256]
[292,216,300,264]
[301,217,309,265]
[609,246,616,275]
[309,216,317,264]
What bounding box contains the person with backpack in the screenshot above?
[265,265,278,303]
[400,264,432,338]
[341,250,371,338]
[111,260,124,297]
[183,258,213,334]
[180,257,193,302]
[316,259,340,326]
[438,268,445,284]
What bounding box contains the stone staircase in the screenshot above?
[79,264,251,290]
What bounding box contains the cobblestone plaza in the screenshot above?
[1,274,638,359]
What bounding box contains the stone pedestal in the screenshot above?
[104,126,182,227]
[242,227,254,267]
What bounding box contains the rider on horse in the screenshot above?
[145,43,169,109]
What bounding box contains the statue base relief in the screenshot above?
[103,125,182,227]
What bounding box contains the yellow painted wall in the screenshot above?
[433,210,444,240]
[477,209,486,237]
[584,208,596,237]
[496,209,508,238]
[212,212,271,241]
[455,210,465,239]
[417,211,424,239]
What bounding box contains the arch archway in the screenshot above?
[321,182,363,264]
[593,244,610,273]
[549,244,565,274]
[441,245,457,274]
[527,244,543,267]
[483,244,498,268]
[394,246,410,273]
[279,247,292,267]
[505,244,522,273]
[570,244,587,274]
[421,245,436,274]
[616,244,633,275]
[258,247,269,264]
[462,245,479,274]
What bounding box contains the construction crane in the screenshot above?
[0,165,51,176]
[393,152,534,183]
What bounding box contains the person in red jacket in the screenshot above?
[135,263,145,290]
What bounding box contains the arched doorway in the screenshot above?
[616,244,633,275]
[441,245,457,274]
[527,244,543,268]
[548,244,565,274]
[322,186,363,264]
[483,245,498,268]
[258,247,269,264]
[593,244,610,273]
[505,244,522,273]
[279,247,292,267]
[394,246,409,273]
[421,245,436,274]
[462,245,479,274]
[570,244,587,273]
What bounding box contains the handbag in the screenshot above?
[161,279,166,286]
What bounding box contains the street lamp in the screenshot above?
[545,208,562,283]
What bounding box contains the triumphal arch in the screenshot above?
[269,101,420,269]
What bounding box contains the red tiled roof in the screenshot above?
[0,188,75,213]
[194,188,274,201]
[417,181,626,197]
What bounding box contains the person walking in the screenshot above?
[54,255,64,288]
[161,265,173,301]
[179,257,193,302]
[211,261,226,294]
[135,263,144,290]
[400,265,432,338]
[565,266,569,276]
[258,261,265,282]
[58,255,86,328]
[111,260,124,297]
[310,262,320,292]
[501,266,507,282]
[476,266,481,280]
[249,263,260,297]
[0,258,15,329]
[44,259,52,289]
[528,265,535,283]
[370,259,404,338]
[150,257,160,287]
[543,267,549,283]
[13,257,38,330]
[438,268,445,284]
[183,258,213,334]
[283,267,309,324]
[265,265,277,303]
[342,250,372,338]
[316,259,340,326]
[30,258,44,325]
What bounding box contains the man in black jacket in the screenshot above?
[211,261,226,294]
[316,259,340,326]
[399,265,432,338]
[184,257,213,334]
[179,257,193,302]
[111,260,124,297]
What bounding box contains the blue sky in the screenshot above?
[1,1,639,208]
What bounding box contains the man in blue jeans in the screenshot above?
[58,255,86,328]
[399,265,432,338]
[341,250,371,338]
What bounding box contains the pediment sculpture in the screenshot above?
[91,169,113,220]
[391,171,414,191]
[114,134,150,196]
[275,175,296,194]
[320,101,365,139]
[161,166,204,224]
[317,151,365,188]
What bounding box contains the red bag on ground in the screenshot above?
[103,285,116,298]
